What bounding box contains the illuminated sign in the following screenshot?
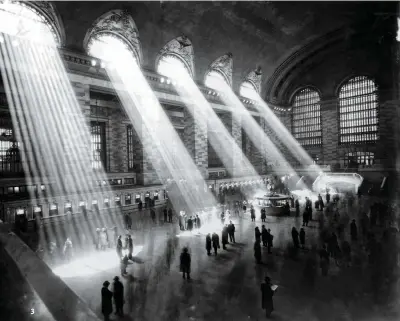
[34,206,42,212]
[65,202,72,208]
[50,204,57,210]
[92,200,98,204]
[135,194,141,199]
[79,201,86,206]
[104,198,109,203]
[16,208,25,215]
[115,196,121,201]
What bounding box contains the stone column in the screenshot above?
[320,98,339,167]
[183,105,208,178]
[231,113,243,177]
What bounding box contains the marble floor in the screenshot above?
[52,203,400,321]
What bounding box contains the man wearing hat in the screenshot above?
[101,281,113,321]
[260,276,276,318]
[113,276,124,317]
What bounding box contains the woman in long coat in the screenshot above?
[101,281,113,321]
[261,277,275,317]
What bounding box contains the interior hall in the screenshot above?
[0,1,400,321]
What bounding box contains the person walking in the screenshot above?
[261,277,275,318]
[163,207,168,223]
[267,229,273,254]
[112,276,124,317]
[127,235,133,260]
[261,225,268,247]
[251,206,256,222]
[228,220,236,243]
[299,228,306,249]
[255,227,261,243]
[295,199,300,217]
[101,281,113,321]
[291,227,300,248]
[261,208,266,222]
[212,232,220,255]
[168,208,173,223]
[222,225,229,250]
[116,235,123,259]
[350,219,358,241]
[180,247,191,280]
[254,240,262,264]
[206,233,212,255]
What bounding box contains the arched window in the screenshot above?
[205,70,229,91]
[291,87,322,146]
[87,34,135,62]
[157,55,188,79]
[338,76,378,144]
[0,2,59,45]
[240,81,259,100]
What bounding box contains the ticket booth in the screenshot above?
[144,192,150,208]
[15,207,28,232]
[79,201,87,215]
[125,194,132,205]
[49,203,58,216]
[115,196,121,207]
[64,201,72,214]
[135,193,141,203]
[33,205,42,219]
[153,191,159,201]
[92,200,99,213]
[104,198,110,209]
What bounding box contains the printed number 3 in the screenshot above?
[30,308,35,314]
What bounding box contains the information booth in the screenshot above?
[256,193,291,216]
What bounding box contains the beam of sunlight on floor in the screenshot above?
[53,246,144,278]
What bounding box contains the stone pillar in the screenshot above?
[231,113,242,177]
[109,109,126,173]
[320,98,339,167]
[140,124,162,186]
[183,106,208,178]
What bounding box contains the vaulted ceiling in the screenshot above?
[52,1,396,94]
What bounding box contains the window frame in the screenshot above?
[290,87,322,147]
[90,121,107,169]
[127,125,135,171]
[337,75,379,145]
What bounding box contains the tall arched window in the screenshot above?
[205,70,229,91]
[0,2,60,45]
[240,81,259,100]
[157,55,189,79]
[88,34,136,62]
[338,76,378,144]
[291,87,322,146]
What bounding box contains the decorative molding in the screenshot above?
[156,35,195,78]
[23,1,65,46]
[244,66,262,93]
[207,53,233,86]
[83,9,142,63]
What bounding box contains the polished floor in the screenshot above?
[54,201,399,321]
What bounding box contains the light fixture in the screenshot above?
[100,61,106,68]
[160,77,165,83]
[208,91,211,95]
[91,59,97,66]
[166,79,171,84]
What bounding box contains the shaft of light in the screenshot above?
[90,38,217,213]
[160,61,266,187]
[0,20,124,248]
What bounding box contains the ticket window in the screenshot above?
[92,200,99,213]
[125,194,132,205]
[104,198,110,209]
[144,192,150,208]
[135,193,141,204]
[64,201,72,214]
[33,206,42,220]
[79,201,87,215]
[115,196,121,207]
[49,203,58,216]
[15,208,28,231]
[153,191,159,201]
